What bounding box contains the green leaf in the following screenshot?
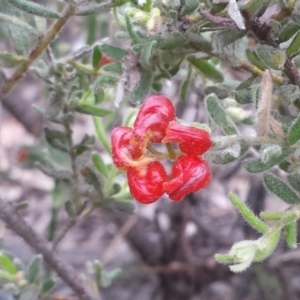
[35,162,72,180]
[0,0,29,55]
[101,268,122,288]
[102,62,123,73]
[180,0,198,16]
[45,91,64,120]
[285,221,297,248]
[205,85,229,99]
[263,173,300,204]
[0,12,38,35]
[188,56,223,82]
[278,19,300,43]
[6,0,59,18]
[211,145,248,164]
[288,114,300,145]
[27,255,41,284]
[243,148,290,173]
[287,172,300,192]
[0,252,17,274]
[92,152,108,178]
[130,68,153,104]
[205,94,237,134]
[93,75,119,95]
[92,45,102,70]
[255,44,286,70]
[44,128,68,152]
[125,14,140,44]
[229,192,268,233]
[93,117,111,154]
[0,51,27,68]
[81,167,103,196]
[211,30,245,54]
[246,49,268,70]
[140,40,156,67]
[76,103,113,117]
[278,84,300,103]
[99,44,126,61]
[42,278,55,293]
[180,65,192,101]
[287,30,300,57]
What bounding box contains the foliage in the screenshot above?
[1,0,300,298]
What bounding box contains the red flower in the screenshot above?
[133,95,175,143]
[110,94,212,204]
[111,126,143,170]
[127,161,168,204]
[163,155,211,201]
[163,121,212,155]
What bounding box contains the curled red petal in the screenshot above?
[163,155,211,201]
[111,126,142,170]
[133,95,175,143]
[127,161,167,204]
[162,121,212,155]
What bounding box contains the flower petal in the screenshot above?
[163,121,212,155]
[127,161,168,204]
[164,155,211,201]
[111,126,142,169]
[134,95,175,143]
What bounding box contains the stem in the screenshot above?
[0,5,75,102]
[64,110,81,211]
[53,205,93,249]
[0,199,93,300]
[165,143,176,159]
[146,144,164,156]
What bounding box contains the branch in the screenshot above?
[0,199,94,300]
[0,5,75,102]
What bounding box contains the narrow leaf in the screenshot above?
[92,45,102,70]
[287,30,300,57]
[188,56,224,82]
[285,221,297,249]
[288,114,300,145]
[76,103,113,117]
[6,0,59,18]
[92,152,108,178]
[0,51,27,68]
[180,65,192,101]
[205,94,237,134]
[243,148,290,173]
[0,253,17,274]
[130,69,153,104]
[140,40,156,67]
[27,255,42,284]
[287,172,300,192]
[263,173,300,204]
[99,44,126,61]
[229,192,268,234]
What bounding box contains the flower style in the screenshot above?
[111,94,212,203]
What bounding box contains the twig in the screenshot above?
[0,199,94,300]
[199,10,239,30]
[0,5,75,102]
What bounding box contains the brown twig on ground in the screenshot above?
[0,199,95,300]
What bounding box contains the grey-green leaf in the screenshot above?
[288,114,300,145]
[27,255,42,284]
[188,56,224,82]
[205,94,237,135]
[6,0,59,18]
[263,173,300,204]
[243,148,290,173]
[130,69,153,104]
